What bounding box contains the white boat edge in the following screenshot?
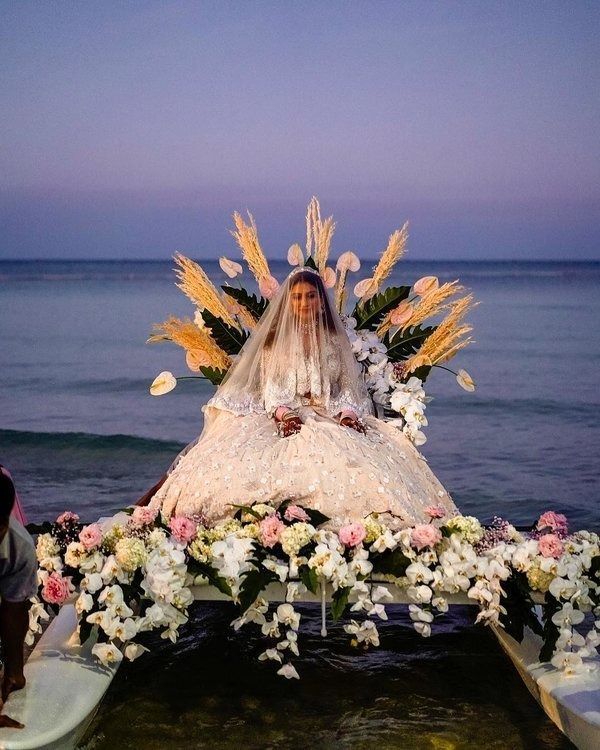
[0,605,119,750]
[1,585,598,749]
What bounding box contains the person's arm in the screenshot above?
[0,599,28,728]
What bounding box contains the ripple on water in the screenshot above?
[82,604,575,750]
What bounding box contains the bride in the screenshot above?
[144,267,458,527]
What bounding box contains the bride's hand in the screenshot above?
[275,410,302,437]
[340,416,367,434]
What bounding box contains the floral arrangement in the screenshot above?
[28,504,600,679]
[148,197,477,444]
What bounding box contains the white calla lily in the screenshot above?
[287,244,304,266]
[150,371,177,396]
[456,369,476,392]
[219,257,243,278]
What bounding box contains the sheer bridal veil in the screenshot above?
[207,268,372,419]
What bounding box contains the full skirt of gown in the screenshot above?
[150,406,458,528]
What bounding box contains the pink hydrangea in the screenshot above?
[56,511,80,525]
[338,523,366,547]
[538,533,564,559]
[259,514,285,548]
[410,524,442,551]
[537,511,568,537]
[42,572,72,605]
[169,515,197,544]
[79,523,103,550]
[131,505,159,528]
[284,505,310,523]
[425,505,446,520]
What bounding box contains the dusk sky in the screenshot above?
[1,1,599,260]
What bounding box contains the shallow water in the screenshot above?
[84,605,574,750]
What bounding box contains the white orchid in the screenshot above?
[91,643,123,667]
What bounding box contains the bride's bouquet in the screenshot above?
[149,197,477,444]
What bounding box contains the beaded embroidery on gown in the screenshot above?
[150,268,458,528]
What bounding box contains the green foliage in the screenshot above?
[383,324,436,362]
[412,364,432,384]
[238,566,279,612]
[202,310,249,355]
[352,286,410,331]
[188,559,233,597]
[539,593,562,662]
[370,547,411,577]
[303,507,330,528]
[331,586,351,621]
[499,572,544,643]
[299,565,319,594]
[221,285,269,320]
[199,366,227,385]
[304,256,318,270]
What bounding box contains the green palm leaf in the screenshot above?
[352,286,410,330]
[383,324,436,361]
[202,310,249,355]
[199,365,227,385]
[221,285,269,320]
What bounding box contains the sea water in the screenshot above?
[1,259,598,748]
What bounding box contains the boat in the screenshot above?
[2,585,598,750]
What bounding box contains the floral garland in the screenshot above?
[28,505,600,679]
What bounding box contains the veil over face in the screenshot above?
[207,268,373,418]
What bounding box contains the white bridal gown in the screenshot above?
[150,267,459,528]
[151,390,458,529]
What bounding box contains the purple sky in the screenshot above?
[1,1,599,260]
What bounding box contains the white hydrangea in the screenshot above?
[280,522,315,557]
[115,537,147,572]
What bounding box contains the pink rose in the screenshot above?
[537,511,568,537]
[339,523,366,548]
[259,275,280,300]
[42,572,72,605]
[538,533,564,559]
[169,516,197,544]
[410,524,442,551]
[284,505,310,523]
[131,505,159,528]
[425,505,447,520]
[56,511,80,525]
[259,514,285,548]
[79,523,103,550]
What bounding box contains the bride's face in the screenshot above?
[290,281,321,322]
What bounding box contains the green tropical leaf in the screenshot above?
[499,571,543,643]
[352,286,410,331]
[539,593,562,662]
[238,567,279,612]
[199,366,227,385]
[221,285,269,320]
[304,507,330,528]
[383,325,436,362]
[299,565,319,594]
[331,586,351,620]
[187,560,233,597]
[412,364,432,384]
[371,547,411,577]
[202,310,249,355]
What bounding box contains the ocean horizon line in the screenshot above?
[2,257,600,264]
